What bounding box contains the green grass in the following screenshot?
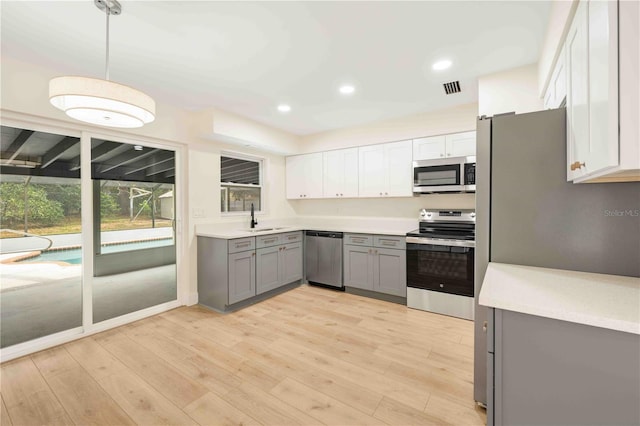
[1,215,171,238]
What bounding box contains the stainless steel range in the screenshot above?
[405,209,475,320]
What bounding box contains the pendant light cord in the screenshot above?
[105,4,110,81]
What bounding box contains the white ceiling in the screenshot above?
[1,1,551,135]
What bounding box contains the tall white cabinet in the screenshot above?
[358,140,412,197]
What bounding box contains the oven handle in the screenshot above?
[406,236,476,248]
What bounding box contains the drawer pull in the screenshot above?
[236,243,250,248]
[352,238,365,243]
[381,241,396,246]
[264,238,276,243]
[288,236,297,240]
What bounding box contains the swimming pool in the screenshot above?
[20,239,174,264]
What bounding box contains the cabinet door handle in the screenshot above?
[440,153,444,157]
[570,161,585,171]
[252,252,255,257]
[482,321,487,333]
[336,193,339,196]
[385,192,388,195]
[340,193,343,196]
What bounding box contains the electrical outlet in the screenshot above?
[193,208,205,218]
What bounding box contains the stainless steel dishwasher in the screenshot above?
[305,231,343,289]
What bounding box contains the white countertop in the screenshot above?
[196,217,415,239]
[479,262,640,335]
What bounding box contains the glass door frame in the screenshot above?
[0,112,187,362]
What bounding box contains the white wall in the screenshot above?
[478,63,543,117]
[538,0,579,96]
[191,108,300,155]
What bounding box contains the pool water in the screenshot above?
[21,239,174,264]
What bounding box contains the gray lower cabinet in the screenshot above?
[256,246,280,295]
[344,245,374,290]
[343,233,406,297]
[257,242,302,295]
[281,242,303,284]
[198,232,302,312]
[228,250,256,304]
[488,308,640,426]
[374,247,406,297]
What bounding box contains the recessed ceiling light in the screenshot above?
[277,104,291,113]
[339,85,355,95]
[133,145,143,151]
[432,59,452,71]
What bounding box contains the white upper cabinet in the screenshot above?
[566,0,639,182]
[567,0,590,181]
[323,147,359,198]
[386,140,413,196]
[586,0,618,173]
[359,140,412,197]
[412,135,446,160]
[446,131,477,157]
[285,152,323,199]
[358,144,387,197]
[413,131,476,161]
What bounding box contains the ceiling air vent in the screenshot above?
[443,81,461,95]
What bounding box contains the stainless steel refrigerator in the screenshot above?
[473,108,640,405]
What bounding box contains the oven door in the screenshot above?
[406,241,474,297]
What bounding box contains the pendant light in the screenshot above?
[49,0,155,128]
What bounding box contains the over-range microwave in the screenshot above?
[413,156,476,194]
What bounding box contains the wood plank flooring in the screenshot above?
[1,285,486,425]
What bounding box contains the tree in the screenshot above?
[41,184,81,215]
[100,189,119,218]
[0,183,64,228]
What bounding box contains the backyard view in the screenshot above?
[0,179,172,238]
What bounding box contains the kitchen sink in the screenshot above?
[244,227,288,233]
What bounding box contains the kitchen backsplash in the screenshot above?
[289,193,475,218]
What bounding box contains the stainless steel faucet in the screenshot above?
[250,203,258,228]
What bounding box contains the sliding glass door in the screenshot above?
[0,124,179,353]
[90,138,176,322]
[0,125,83,348]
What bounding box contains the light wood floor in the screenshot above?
[0,285,486,426]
